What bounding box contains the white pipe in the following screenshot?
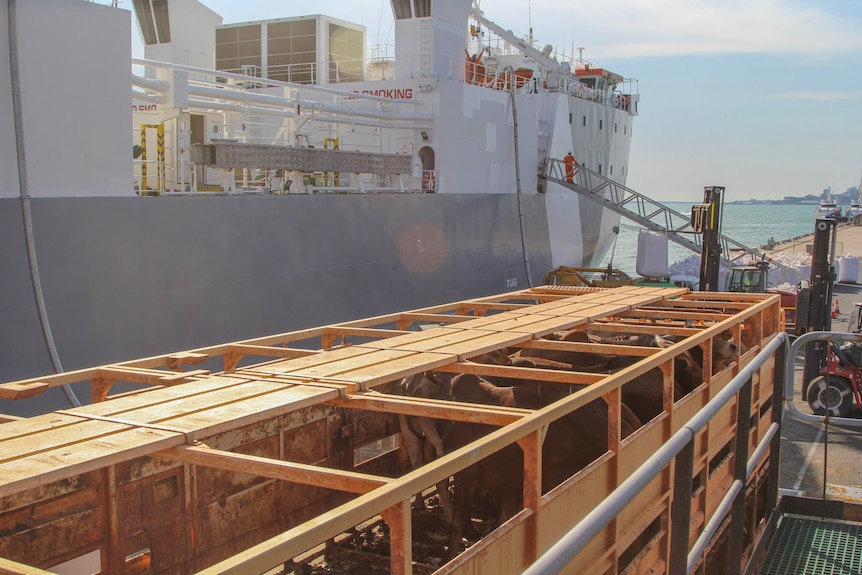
[132,58,413,104]
[131,73,169,92]
[309,115,432,130]
[180,99,431,131]
[132,91,167,104]
[187,84,435,122]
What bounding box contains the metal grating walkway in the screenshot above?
[759,515,862,575]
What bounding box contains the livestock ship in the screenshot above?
[0,0,638,413]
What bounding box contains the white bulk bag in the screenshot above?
[636,230,668,278]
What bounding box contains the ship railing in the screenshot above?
[523,333,789,575]
[541,158,807,283]
[133,158,165,195]
[422,169,437,192]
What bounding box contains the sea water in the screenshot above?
[598,203,825,276]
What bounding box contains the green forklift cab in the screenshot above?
[727,262,769,293]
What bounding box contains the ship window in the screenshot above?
[615,122,618,133]
[329,24,364,83]
[392,0,412,19]
[624,125,627,135]
[569,113,572,124]
[610,165,613,175]
[599,164,602,174]
[414,0,431,18]
[354,434,400,465]
[582,116,586,127]
[133,0,171,45]
[599,119,603,130]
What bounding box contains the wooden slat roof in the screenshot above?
[1,285,775,502]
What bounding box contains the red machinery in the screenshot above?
[805,303,862,417]
[806,339,862,417]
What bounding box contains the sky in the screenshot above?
[130,0,862,202]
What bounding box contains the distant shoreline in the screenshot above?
[725,200,821,206]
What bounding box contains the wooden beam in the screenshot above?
[585,322,701,337]
[648,300,751,310]
[0,381,50,400]
[0,557,57,574]
[435,362,606,385]
[224,344,321,359]
[223,345,321,371]
[381,502,412,575]
[95,367,210,386]
[158,444,389,494]
[395,312,474,329]
[327,394,529,426]
[618,309,732,322]
[166,351,209,369]
[324,327,412,340]
[516,339,660,357]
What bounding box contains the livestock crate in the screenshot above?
[0,285,783,575]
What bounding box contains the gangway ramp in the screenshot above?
[540,158,806,282]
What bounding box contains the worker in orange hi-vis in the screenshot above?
[563,151,578,183]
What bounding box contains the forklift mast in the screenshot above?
[692,186,724,292]
[801,218,838,386]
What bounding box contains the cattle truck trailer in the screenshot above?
[0,285,858,574]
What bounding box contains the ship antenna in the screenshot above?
[528,0,533,44]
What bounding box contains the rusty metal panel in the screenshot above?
[0,474,106,568]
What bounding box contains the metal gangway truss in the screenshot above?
[540,158,806,282]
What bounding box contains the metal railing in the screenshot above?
[523,333,789,575]
[540,158,807,283]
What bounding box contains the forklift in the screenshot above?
[727,260,770,293]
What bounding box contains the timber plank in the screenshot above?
[437,314,585,336]
[0,417,142,464]
[0,382,50,400]
[353,328,532,360]
[301,352,459,389]
[0,427,182,500]
[254,348,457,386]
[78,379,323,426]
[529,301,633,319]
[160,385,340,436]
[247,345,396,376]
[49,374,260,418]
[0,383,339,499]
[0,412,96,444]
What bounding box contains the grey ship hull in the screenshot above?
[1,192,607,415]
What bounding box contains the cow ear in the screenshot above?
[563,329,590,342]
[654,335,673,348]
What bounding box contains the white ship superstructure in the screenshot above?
[132,0,638,266]
[1,0,639,412]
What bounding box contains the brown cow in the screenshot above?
[394,372,454,521]
[394,351,516,520]
[443,373,641,558]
